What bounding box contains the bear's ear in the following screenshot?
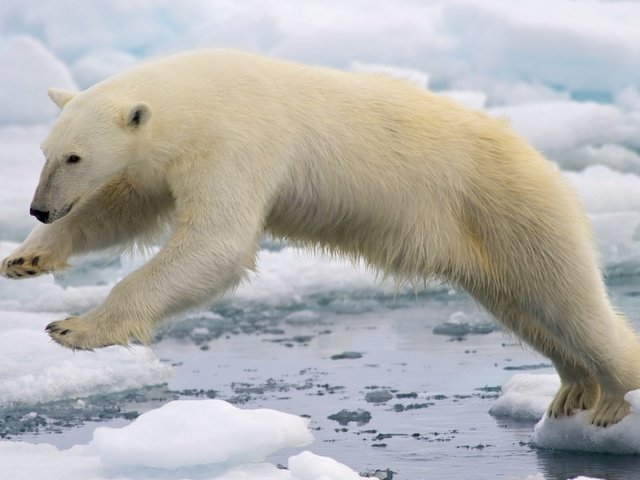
[124,102,152,128]
[48,88,77,109]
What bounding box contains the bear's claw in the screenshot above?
[590,394,630,427]
[547,380,599,419]
[46,317,119,351]
[1,253,50,279]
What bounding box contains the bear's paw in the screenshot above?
[590,393,630,427]
[547,380,599,418]
[1,252,63,279]
[46,316,116,351]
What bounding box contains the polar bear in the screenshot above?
[1,49,639,427]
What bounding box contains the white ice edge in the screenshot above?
[492,373,640,456]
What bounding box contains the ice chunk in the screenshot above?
[289,451,367,480]
[0,400,369,480]
[493,374,640,456]
[433,311,498,337]
[489,373,559,421]
[93,399,313,468]
[533,389,640,455]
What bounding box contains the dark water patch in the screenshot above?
[153,284,469,349]
[395,392,418,399]
[392,402,434,412]
[504,363,552,371]
[476,385,502,393]
[365,390,394,403]
[457,443,494,450]
[314,383,346,396]
[266,334,314,347]
[0,375,319,438]
[328,408,372,426]
[331,351,363,360]
[230,377,314,404]
[0,385,171,439]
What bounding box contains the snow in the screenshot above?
[0,399,366,480]
[493,374,640,456]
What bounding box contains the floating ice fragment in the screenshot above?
[289,450,367,480]
[533,389,640,455]
[489,374,559,421]
[433,311,498,336]
[93,399,313,469]
[0,399,369,480]
[503,363,552,371]
[493,375,640,455]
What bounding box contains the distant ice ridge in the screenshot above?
[0,399,368,480]
[492,374,640,455]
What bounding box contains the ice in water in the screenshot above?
[493,373,640,455]
[0,399,367,480]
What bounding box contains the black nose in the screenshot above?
[30,208,49,223]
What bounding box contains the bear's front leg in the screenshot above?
[44,182,264,350]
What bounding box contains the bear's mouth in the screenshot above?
[60,202,74,217]
[47,201,75,223]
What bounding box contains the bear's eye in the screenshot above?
[67,154,81,164]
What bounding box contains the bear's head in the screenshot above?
[31,88,152,224]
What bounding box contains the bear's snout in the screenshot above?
[30,208,49,224]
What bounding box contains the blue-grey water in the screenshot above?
[6,275,640,480]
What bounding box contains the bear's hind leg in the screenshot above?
[463,280,602,418]
[585,313,640,426]
[518,299,640,426]
[492,305,600,418]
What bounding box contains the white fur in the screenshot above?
[2,49,639,427]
